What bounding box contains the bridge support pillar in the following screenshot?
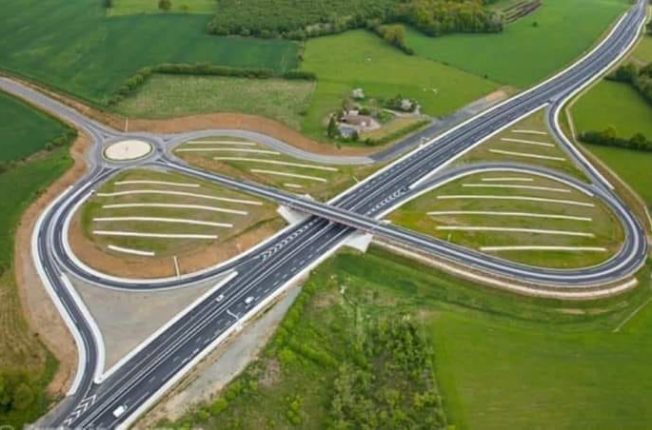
[345,232,373,253]
[277,206,308,225]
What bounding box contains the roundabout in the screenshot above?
[103,139,153,162]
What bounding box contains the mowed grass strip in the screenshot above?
[175,136,380,200]
[81,168,279,256]
[108,0,217,16]
[0,91,69,162]
[299,30,500,139]
[388,172,624,268]
[115,75,315,129]
[456,109,588,180]
[0,0,298,104]
[406,0,629,87]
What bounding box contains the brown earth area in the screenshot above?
[68,214,286,279]
[14,134,90,396]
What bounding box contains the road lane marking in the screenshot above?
[437,226,595,237]
[436,195,595,207]
[489,149,566,161]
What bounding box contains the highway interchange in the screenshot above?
[0,0,649,427]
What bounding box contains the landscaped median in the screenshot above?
[388,171,625,269]
[69,168,285,279]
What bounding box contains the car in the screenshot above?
[215,294,224,303]
[244,296,254,305]
[112,405,127,418]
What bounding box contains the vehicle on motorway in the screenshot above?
[215,294,225,303]
[245,296,254,305]
[112,405,127,418]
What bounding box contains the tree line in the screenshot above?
[207,0,502,40]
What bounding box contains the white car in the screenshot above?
[245,296,254,305]
[215,294,225,303]
[112,405,127,418]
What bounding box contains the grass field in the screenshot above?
[406,0,629,87]
[573,80,652,139]
[115,75,315,128]
[165,246,652,429]
[583,144,652,208]
[0,92,69,163]
[108,0,217,15]
[0,147,72,427]
[633,35,652,64]
[388,171,624,269]
[0,0,298,105]
[299,30,500,140]
[175,136,380,200]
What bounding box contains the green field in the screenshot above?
[406,0,629,87]
[573,80,652,139]
[633,35,652,64]
[299,30,500,139]
[584,144,652,207]
[0,147,72,428]
[116,75,315,128]
[109,0,217,15]
[0,0,298,104]
[0,92,69,163]
[167,247,652,429]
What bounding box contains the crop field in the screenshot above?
[388,171,624,269]
[115,75,315,129]
[174,136,380,200]
[164,247,652,430]
[0,0,298,104]
[406,0,629,87]
[77,168,282,276]
[0,92,69,163]
[299,30,500,140]
[456,109,588,180]
[108,0,217,16]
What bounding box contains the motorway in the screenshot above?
[0,0,649,427]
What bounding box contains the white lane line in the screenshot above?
[108,245,156,256]
[427,211,592,222]
[96,190,261,206]
[102,203,248,215]
[177,148,280,155]
[512,129,548,135]
[94,231,218,239]
[212,157,338,172]
[436,226,595,237]
[462,184,571,193]
[185,140,257,146]
[489,149,566,161]
[436,195,595,208]
[481,177,534,182]
[173,256,181,278]
[284,183,304,189]
[115,180,199,188]
[250,169,327,183]
[94,217,233,228]
[501,137,555,147]
[480,246,607,252]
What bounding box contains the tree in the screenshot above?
[647,20,652,35]
[158,0,172,11]
[327,115,340,138]
[103,0,113,8]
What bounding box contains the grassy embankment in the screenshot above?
[0,0,298,105]
[571,35,652,209]
[80,168,281,257]
[174,136,380,200]
[388,171,624,269]
[163,246,652,429]
[406,0,630,87]
[0,92,74,428]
